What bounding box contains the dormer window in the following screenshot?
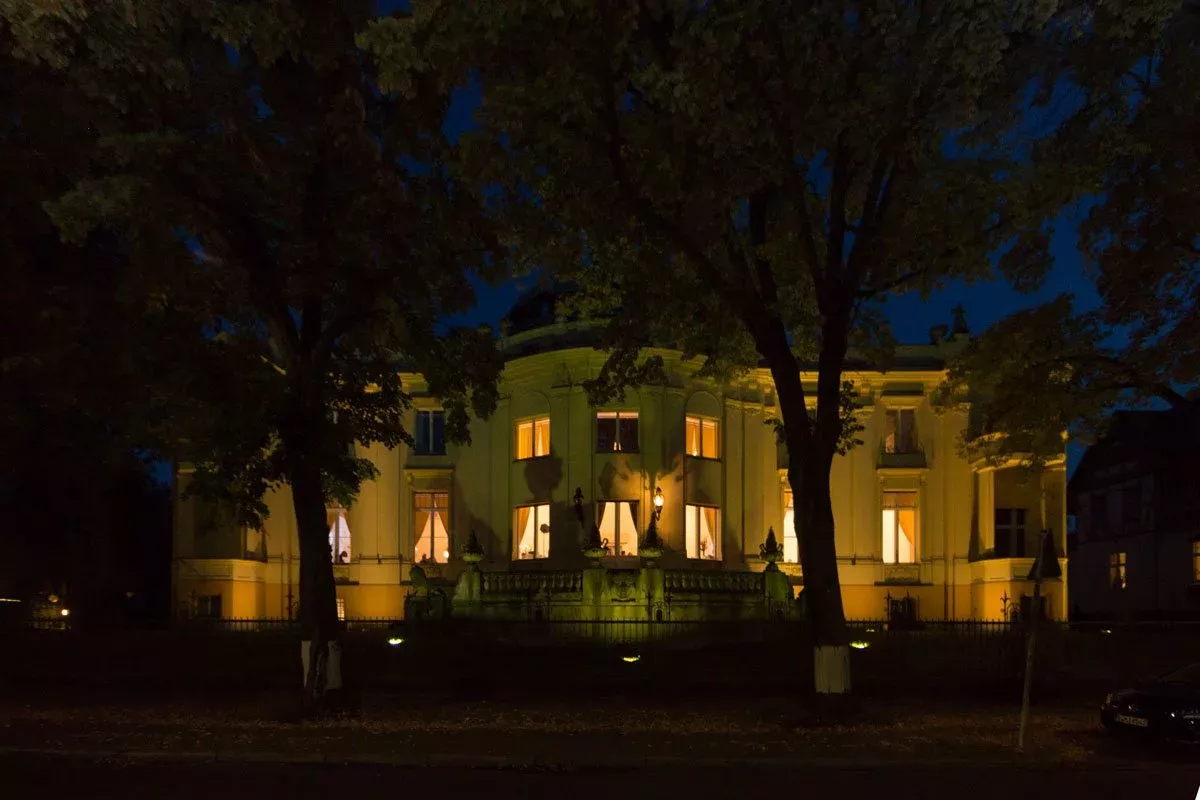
[685,415,719,459]
[884,409,917,454]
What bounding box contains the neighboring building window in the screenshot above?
[782,490,799,563]
[1120,482,1141,527]
[1192,540,1200,583]
[884,409,918,454]
[516,416,551,460]
[882,492,917,564]
[994,508,1027,558]
[413,410,446,455]
[414,492,450,563]
[598,500,640,555]
[1109,552,1127,590]
[515,503,551,559]
[336,597,346,622]
[195,594,222,619]
[685,415,719,459]
[328,508,351,563]
[685,504,720,560]
[596,411,639,452]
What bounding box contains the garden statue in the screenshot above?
[461,529,484,567]
[760,527,784,571]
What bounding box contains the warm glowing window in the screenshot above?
[598,500,640,556]
[514,503,551,559]
[328,508,352,563]
[782,490,799,563]
[516,416,551,460]
[414,492,450,563]
[413,410,446,455]
[596,411,639,452]
[1193,541,1200,583]
[881,492,917,564]
[336,597,346,621]
[1110,551,1127,590]
[884,409,918,454]
[685,415,719,459]
[685,504,720,560]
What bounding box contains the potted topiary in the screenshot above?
[582,523,609,567]
[461,529,485,568]
[760,527,784,571]
[638,514,664,566]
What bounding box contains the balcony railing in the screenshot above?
[877,445,927,469]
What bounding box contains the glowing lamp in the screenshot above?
[622,655,641,663]
[387,637,405,647]
[442,549,450,560]
[60,608,70,617]
[850,640,870,650]
[653,487,664,509]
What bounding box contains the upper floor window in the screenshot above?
[597,411,639,453]
[413,410,446,455]
[995,508,1027,558]
[515,503,551,559]
[782,490,799,563]
[598,500,640,556]
[414,491,450,563]
[881,492,917,564]
[884,409,918,454]
[328,508,351,563]
[516,416,550,460]
[685,503,720,560]
[1109,551,1127,590]
[1192,540,1200,583]
[685,415,719,459]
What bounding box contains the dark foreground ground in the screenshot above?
[4,754,1200,800]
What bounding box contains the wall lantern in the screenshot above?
[653,487,664,520]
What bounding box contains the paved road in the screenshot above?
[4,755,1199,799]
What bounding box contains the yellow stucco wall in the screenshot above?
[173,330,1068,623]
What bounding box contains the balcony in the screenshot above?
[877,445,927,470]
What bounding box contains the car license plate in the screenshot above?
[1115,714,1149,728]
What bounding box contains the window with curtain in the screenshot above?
[597,500,640,555]
[881,492,917,564]
[782,490,799,563]
[515,416,551,460]
[1109,551,1127,589]
[328,508,351,563]
[413,410,446,455]
[685,415,719,459]
[514,503,551,559]
[413,491,450,563]
[685,504,720,560]
[596,411,639,452]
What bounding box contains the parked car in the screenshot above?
[1101,662,1200,741]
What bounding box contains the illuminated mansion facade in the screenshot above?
[172,308,1069,624]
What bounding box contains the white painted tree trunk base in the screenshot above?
[813,644,851,695]
[300,640,343,691]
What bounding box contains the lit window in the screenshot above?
[782,490,799,563]
[328,508,351,563]
[685,504,720,560]
[596,411,639,453]
[598,500,640,556]
[685,415,719,459]
[1110,552,1127,590]
[514,503,551,559]
[414,492,450,563]
[413,410,446,455]
[516,416,551,460]
[336,597,346,621]
[1192,541,1200,583]
[884,409,918,454]
[882,492,917,564]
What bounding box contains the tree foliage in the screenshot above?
[938,1,1198,460]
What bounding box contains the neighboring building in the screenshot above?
[1069,404,1200,620]
[172,294,1069,624]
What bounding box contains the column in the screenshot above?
[978,469,995,554]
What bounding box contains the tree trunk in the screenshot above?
[287,443,342,706]
[789,446,851,696]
